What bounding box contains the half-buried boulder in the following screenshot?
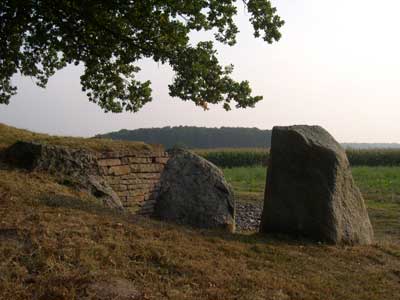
[154,148,235,232]
[4,141,123,210]
[260,125,374,245]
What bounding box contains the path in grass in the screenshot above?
[224,166,400,240]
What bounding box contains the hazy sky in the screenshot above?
[1,0,399,142]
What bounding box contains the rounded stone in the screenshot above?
[154,148,235,232]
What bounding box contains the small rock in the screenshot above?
[235,202,263,231]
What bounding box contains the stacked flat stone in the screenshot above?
[97,150,169,215]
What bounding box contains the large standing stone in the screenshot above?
[260,125,374,244]
[154,149,235,232]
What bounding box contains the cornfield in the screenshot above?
[195,148,400,168]
[194,148,269,168]
[346,149,400,166]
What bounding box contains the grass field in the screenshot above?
[224,166,400,242]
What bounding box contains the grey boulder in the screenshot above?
[155,149,235,232]
[260,125,374,245]
[5,141,123,209]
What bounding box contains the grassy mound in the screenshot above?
[0,123,157,152]
[0,124,399,299]
[1,167,400,299]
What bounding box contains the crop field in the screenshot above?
[223,166,400,242]
[196,148,400,168]
[194,148,268,168]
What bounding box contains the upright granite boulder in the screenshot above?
[260,125,374,245]
[154,149,235,232]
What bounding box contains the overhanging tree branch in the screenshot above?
[0,0,284,112]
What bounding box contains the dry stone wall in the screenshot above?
[96,148,169,215]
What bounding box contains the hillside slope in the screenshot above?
[0,123,154,152]
[96,126,272,149]
[1,124,400,300]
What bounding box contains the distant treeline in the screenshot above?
[96,126,400,151]
[96,126,272,149]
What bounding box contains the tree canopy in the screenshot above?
[0,0,284,112]
[97,126,272,149]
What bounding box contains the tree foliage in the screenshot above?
[0,0,284,112]
[97,126,272,149]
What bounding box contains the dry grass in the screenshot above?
[0,123,158,152]
[0,126,399,299]
[1,165,400,299]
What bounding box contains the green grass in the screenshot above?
[352,166,400,203]
[224,166,400,202]
[353,167,400,242]
[223,166,266,203]
[223,166,400,242]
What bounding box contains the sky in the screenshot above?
[1,0,399,142]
